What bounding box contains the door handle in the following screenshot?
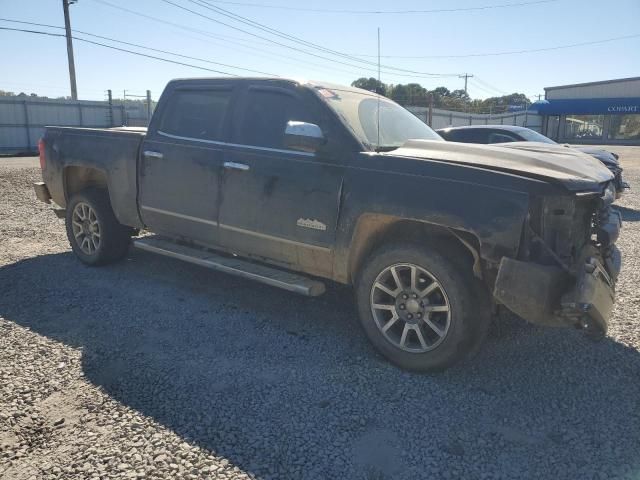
[143,150,164,159]
[223,161,250,171]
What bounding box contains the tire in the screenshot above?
[355,242,491,372]
[65,188,132,266]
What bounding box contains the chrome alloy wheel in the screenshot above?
[370,263,451,353]
[71,202,101,255]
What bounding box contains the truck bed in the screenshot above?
[41,126,146,228]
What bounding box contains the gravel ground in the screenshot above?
[1,149,640,480]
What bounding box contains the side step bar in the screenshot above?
[133,237,326,297]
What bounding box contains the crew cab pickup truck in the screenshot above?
[34,78,622,371]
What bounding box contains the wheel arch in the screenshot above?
[63,165,142,229]
[347,214,483,285]
[64,165,109,203]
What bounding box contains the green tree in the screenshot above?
[350,78,531,113]
[389,83,428,106]
[351,77,388,95]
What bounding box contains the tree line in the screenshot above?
[351,77,530,114]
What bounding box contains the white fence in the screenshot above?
[0,97,129,154]
[408,106,543,132]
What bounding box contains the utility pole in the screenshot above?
[107,89,113,126]
[62,0,78,100]
[146,90,152,123]
[459,73,474,94]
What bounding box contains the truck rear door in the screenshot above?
[138,85,236,246]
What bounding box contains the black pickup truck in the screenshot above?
[34,78,622,371]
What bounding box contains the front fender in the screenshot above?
[333,159,533,283]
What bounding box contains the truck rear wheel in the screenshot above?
[65,188,132,266]
[355,242,490,372]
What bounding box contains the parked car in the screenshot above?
[436,125,629,197]
[33,78,621,371]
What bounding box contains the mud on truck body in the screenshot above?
[34,78,622,371]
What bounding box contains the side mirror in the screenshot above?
[284,121,325,153]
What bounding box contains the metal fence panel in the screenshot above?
[407,106,543,132]
[0,101,25,125]
[0,126,29,153]
[27,102,81,126]
[0,98,128,154]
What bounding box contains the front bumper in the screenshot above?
[559,252,619,334]
[494,199,622,335]
[609,168,630,199]
[494,246,620,335]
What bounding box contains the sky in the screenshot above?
[0,0,639,102]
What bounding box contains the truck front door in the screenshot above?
[217,84,344,278]
[138,85,235,247]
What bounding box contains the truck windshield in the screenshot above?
[315,87,442,151]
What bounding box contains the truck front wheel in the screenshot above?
[65,188,132,266]
[355,242,490,372]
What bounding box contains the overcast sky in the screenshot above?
[1,0,639,101]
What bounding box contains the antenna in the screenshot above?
[376,27,381,151]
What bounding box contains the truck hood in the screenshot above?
[391,140,613,191]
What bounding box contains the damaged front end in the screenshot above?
[493,182,622,336]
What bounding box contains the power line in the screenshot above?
[469,80,503,97]
[0,19,449,87]
[0,18,277,76]
[90,0,277,50]
[87,1,436,81]
[473,77,508,95]
[191,0,559,14]
[161,0,462,78]
[0,26,238,76]
[352,32,640,58]
[194,0,465,76]
[191,0,450,75]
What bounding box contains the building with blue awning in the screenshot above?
[529,77,640,145]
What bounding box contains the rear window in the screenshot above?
[159,89,232,141]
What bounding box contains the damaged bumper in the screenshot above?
[494,193,622,336]
[560,253,619,334]
[494,247,620,335]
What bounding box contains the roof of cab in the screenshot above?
[165,77,379,97]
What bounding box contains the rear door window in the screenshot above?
[159,89,233,141]
[235,88,315,149]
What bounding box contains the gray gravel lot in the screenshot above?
[1,148,640,479]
